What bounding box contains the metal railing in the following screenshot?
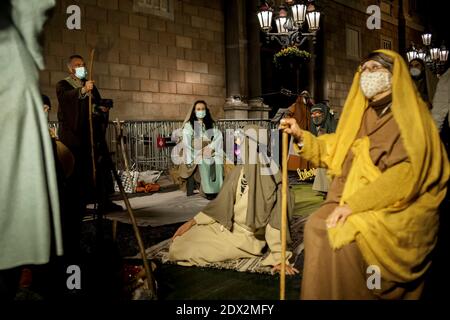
[50,119,277,172]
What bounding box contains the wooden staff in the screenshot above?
[111,120,157,299]
[88,50,156,298]
[88,49,97,187]
[280,131,289,300]
[110,167,157,299]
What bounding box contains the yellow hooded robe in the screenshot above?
[296,50,449,283]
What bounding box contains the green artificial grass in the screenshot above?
[156,264,302,300]
[292,183,325,217]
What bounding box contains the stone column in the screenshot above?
[246,0,271,119]
[224,0,249,119]
[308,37,316,99]
[398,0,406,55]
[316,13,327,103]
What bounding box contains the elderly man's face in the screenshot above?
[70,57,85,73]
[68,57,88,81]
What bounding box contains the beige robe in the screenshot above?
[169,169,292,267]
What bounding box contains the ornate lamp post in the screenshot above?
[406,32,449,75]
[256,0,322,98]
[257,0,321,47]
[256,0,322,301]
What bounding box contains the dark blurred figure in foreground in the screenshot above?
[0,0,63,300]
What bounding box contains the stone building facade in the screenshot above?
[320,0,425,116]
[40,0,427,121]
[41,0,227,121]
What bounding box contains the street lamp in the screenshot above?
[417,48,427,61]
[257,4,273,32]
[257,0,321,47]
[421,33,432,46]
[430,46,440,61]
[406,43,418,62]
[291,3,307,27]
[306,10,321,32]
[439,45,449,62]
[275,6,289,33]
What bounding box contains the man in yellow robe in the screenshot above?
[280,50,449,299]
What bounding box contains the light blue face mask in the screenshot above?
[74,66,87,80]
[195,110,206,119]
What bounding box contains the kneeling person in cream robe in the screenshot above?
[169,126,298,275]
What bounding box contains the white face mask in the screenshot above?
[195,110,206,119]
[74,66,87,80]
[410,67,422,78]
[360,71,392,99]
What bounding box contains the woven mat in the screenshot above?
[128,215,308,274]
